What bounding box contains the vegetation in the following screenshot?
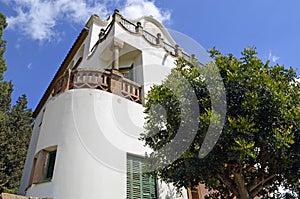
[0,13,33,194]
[141,47,300,199]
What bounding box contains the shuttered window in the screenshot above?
[127,154,157,199]
[30,147,57,185]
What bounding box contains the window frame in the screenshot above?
[29,146,57,186]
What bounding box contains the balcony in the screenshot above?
[53,68,142,103]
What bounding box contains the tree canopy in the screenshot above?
[141,47,300,199]
[0,13,33,194]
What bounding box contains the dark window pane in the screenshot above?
[45,150,57,179]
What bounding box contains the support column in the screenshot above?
[110,39,124,96]
[110,39,124,70]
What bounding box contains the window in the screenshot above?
[120,63,134,81]
[45,150,56,180]
[127,154,157,199]
[30,146,57,185]
[188,186,202,199]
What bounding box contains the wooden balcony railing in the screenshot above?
[122,78,142,103]
[53,68,142,104]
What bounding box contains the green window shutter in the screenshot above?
[45,150,57,179]
[127,154,157,199]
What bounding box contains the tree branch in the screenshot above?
[217,173,239,198]
[248,174,276,192]
[249,174,276,197]
[0,179,8,187]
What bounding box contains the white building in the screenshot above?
[18,10,207,199]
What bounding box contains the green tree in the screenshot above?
[0,13,33,194]
[141,48,300,199]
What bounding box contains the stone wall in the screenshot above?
[1,193,52,199]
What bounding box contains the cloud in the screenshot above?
[27,63,32,70]
[15,38,21,49]
[2,0,171,42]
[268,51,280,63]
[120,0,171,23]
[4,0,109,41]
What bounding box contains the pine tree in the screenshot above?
[0,13,33,194]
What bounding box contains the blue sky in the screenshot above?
[0,0,299,110]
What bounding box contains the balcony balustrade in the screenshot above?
[53,68,142,104]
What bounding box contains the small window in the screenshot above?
[45,150,57,180]
[127,154,157,199]
[30,147,57,185]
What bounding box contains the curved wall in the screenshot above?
[25,89,187,199]
[27,89,146,198]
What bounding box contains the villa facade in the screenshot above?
[17,10,206,199]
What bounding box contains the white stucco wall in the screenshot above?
[19,109,44,195]
[24,89,187,199]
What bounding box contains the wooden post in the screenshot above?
[109,70,123,96]
[64,69,71,91]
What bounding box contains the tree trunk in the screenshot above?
[238,191,251,199]
[234,172,251,199]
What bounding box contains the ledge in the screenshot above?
[1,193,53,199]
[32,178,52,185]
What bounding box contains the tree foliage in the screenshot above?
[0,13,33,194]
[141,47,300,199]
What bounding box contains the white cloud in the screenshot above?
[2,0,171,42]
[27,63,32,69]
[15,38,21,49]
[268,51,280,63]
[4,0,109,41]
[120,0,171,23]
